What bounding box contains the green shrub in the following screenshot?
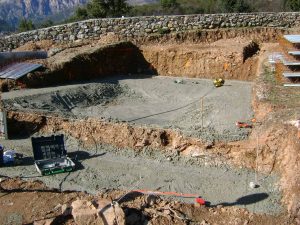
[157,27,171,34]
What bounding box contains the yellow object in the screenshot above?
[213,78,225,87]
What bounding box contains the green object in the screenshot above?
[32,135,75,176]
[213,78,225,87]
[43,167,71,176]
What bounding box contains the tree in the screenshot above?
[75,7,89,20]
[160,0,179,9]
[220,0,252,13]
[204,0,220,13]
[86,0,131,18]
[87,0,107,18]
[18,19,35,32]
[287,0,300,10]
[108,0,131,17]
[39,19,54,28]
[234,0,252,12]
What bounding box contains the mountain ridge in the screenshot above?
[0,0,157,30]
[0,0,89,29]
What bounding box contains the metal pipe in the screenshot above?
[0,51,47,66]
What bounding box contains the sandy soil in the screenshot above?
[2,76,253,142]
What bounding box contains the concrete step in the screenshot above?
[288,51,300,56]
[283,72,300,77]
[283,83,300,87]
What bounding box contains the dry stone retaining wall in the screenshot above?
[1,12,300,51]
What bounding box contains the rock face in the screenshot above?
[71,199,125,225]
[0,0,88,27]
[0,12,300,51]
[0,0,156,28]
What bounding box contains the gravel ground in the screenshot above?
[1,76,278,215]
[0,137,282,215]
[2,75,253,142]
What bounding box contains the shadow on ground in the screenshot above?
[207,193,269,207]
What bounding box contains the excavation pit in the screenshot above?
[2,75,253,142]
[0,37,289,219]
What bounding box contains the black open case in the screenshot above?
[31,134,75,176]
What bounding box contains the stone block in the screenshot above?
[71,199,125,225]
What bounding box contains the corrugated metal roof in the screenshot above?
[0,63,42,80]
[283,72,300,77]
[283,35,300,44]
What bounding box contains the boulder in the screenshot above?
[96,199,125,225]
[71,199,125,225]
[181,145,205,157]
[71,200,102,225]
[61,203,72,216]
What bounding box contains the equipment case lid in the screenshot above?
[31,134,67,161]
